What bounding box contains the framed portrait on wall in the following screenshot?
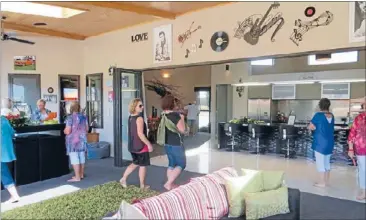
[349,1,366,43]
[153,24,172,64]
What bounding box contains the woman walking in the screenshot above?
[64,101,88,182]
[157,95,186,191]
[348,97,366,200]
[120,99,153,189]
[1,115,20,203]
[308,98,335,187]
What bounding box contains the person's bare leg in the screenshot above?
[164,167,182,190]
[139,166,150,189]
[325,171,330,186]
[357,189,366,200]
[68,164,81,182]
[7,185,20,202]
[120,163,138,187]
[80,164,85,179]
[314,172,326,187]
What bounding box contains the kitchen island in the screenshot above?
[3,124,70,188]
[218,122,351,165]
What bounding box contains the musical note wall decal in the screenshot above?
[233,2,285,45]
[289,11,334,46]
[185,39,204,58]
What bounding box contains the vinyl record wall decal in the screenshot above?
[210,31,229,52]
[304,6,316,17]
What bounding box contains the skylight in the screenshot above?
[0,2,85,19]
[308,51,358,65]
[251,59,274,66]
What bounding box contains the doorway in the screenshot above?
[195,87,211,133]
[113,68,144,167]
[8,74,41,114]
[58,75,80,122]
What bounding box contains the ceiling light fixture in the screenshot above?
[315,53,332,61]
[273,80,315,85]
[162,72,170,78]
[33,22,47,26]
[232,82,270,86]
[1,2,86,19]
[320,79,366,84]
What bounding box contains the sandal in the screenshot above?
[120,179,127,188]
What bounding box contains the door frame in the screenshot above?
[8,73,41,105]
[194,86,211,133]
[58,74,81,121]
[113,68,143,167]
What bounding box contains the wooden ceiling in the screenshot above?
[2,1,230,40]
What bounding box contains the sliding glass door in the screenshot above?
[113,68,143,167]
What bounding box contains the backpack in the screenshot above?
[157,113,181,146]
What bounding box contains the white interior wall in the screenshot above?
[0,38,84,116]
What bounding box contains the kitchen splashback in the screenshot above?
[271,99,350,124]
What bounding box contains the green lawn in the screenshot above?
[14,64,36,71]
[2,182,158,219]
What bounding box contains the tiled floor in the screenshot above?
[1,133,364,213]
[151,133,364,203]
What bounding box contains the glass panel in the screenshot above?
[86,74,103,128]
[121,72,141,160]
[196,90,210,132]
[10,75,40,114]
[308,51,358,65]
[251,59,274,66]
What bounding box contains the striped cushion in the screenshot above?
[190,167,238,219]
[191,167,238,184]
[133,181,209,219]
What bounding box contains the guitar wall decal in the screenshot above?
[243,2,282,45]
[290,11,334,46]
[178,21,202,47]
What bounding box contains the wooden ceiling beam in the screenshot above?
[80,2,176,19]
[3,22,86,40]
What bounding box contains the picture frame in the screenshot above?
[43,94,57,104]
[349,1,366,43]
[14,56,36,71]
[153,24,172,64]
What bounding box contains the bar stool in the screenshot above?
[249,124,271,154]
[280,125,299,159]
[224,123,241,152]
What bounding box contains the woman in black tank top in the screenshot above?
[120,99,153,189]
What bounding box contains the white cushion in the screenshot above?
[114,200,148,219]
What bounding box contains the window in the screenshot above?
[308,51,358,65]
[86,73,103,129]
[250,59,274,66]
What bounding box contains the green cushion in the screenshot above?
[225,170,264,218]
[244,186,290,220]
[242,169,285,191]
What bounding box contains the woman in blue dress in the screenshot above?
[1,115,20,203]
[308,98,335,187]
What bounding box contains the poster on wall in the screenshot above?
[349,1,366,43]
[153,24,172,64]
[14,56,36,71]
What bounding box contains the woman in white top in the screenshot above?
[1,98,20,116]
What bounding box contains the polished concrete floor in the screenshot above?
[151,133,365,203]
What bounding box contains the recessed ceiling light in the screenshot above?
[33,22,47,26]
